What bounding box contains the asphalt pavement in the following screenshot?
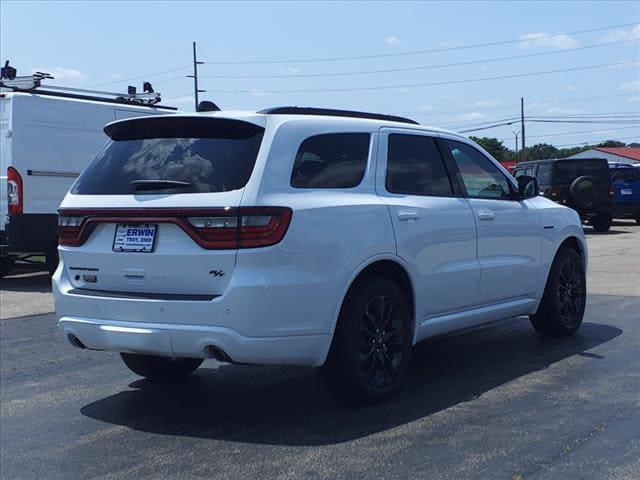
[1,222,639,479]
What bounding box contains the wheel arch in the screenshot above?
[329,255,416,340]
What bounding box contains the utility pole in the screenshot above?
[512,130,519,162]
[187,41,205,111]
[520,97,526,162]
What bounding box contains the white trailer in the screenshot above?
[0,73,177,277]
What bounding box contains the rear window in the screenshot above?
[291,133,370,188]
[611,168,640,182]
[553,160,609,185]
[72,117,264,195]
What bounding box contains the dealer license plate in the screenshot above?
[113,224,157,252]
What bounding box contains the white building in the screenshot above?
[567,147,640,165]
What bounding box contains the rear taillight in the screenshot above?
[57,207,292,249]
[609,186,614,197]
[187,207,292,249]
[58,215,87,246]
[7,167,23,214]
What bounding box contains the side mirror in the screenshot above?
[516,175,539,199]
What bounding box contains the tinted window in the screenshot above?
[536,163,552,185]
[291,133,370,188]
[611,168,640,182]
[72,118,264,195]
[444,140,512,199]
[386,134,453,196]
[553,160,609,184]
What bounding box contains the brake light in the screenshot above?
[57,207,292,249]
[187,207,292,249]
[7,167,23,214]
[58,215,88,246]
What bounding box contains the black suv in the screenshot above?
[514,158,613,232]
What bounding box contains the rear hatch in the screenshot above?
[551,159,611,211]
[611,166,640,204]
[58,115,281,298]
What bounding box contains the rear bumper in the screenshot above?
[612,203,640,217]
[52,255,337,367]
[58,316,331,366]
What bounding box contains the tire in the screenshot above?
[568,175,600,211]
[46,246,59,276]
[0,258,15,279]
[321,276,413,403]
[120,353,203,380]
[530,246,586,337]
[591,214,612,232]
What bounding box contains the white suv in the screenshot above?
[53,107,587,402]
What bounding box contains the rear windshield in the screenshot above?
[553,160,609,184]
[611,168,640,182]
[72,117,264,195]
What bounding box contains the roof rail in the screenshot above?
[258,106,419,125]
[0,60,176,110]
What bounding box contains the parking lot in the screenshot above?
[1,222,639,479]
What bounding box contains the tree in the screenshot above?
[468,136,512,162]
[523,143,560,161]
[596,140,626,148]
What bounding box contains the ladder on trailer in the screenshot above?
[0,60,173,108]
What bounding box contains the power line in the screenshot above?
[552,135,639,148]
[496,125,640,141]
[201,22,638,65]
[400,93,640,118]
[86,65,191,88]
[204,60,639,94]
[200,39,639,79]
[439,111,640,130]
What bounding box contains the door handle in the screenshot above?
[477,209,495,220]
[398,211,420,221]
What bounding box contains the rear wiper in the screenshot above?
[130,179,191,191]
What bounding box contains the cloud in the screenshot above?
[31,66,86,83]
[279,66,300,75]
[386,36,402,46]
[452,112,489,122]
[518,32,580,49]
[600,24,640,42]
[475,100,502,107]
[620,80,640,91]
[545,106,585,115]
[168,95,195,106]
[248,89,270,97]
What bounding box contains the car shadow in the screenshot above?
[80,319,621,446]
[0,272,51,293]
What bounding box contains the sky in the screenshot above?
[1,0,639,149]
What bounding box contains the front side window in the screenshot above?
[386,134,453,196]
[291,133,370,188]
[443,140,513,199]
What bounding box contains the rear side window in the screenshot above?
[291,133,370,188]
[72,117,264,195]
[536,163,552,185]
[386,134,453,196]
